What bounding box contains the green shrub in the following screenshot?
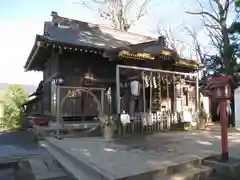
[2,85,28,130]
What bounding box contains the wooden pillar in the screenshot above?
[171,65,177,123]
[110,84,117,114]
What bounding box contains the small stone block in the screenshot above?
[203,155,240,179]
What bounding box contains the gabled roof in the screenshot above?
[43,15,155,49]
[24,12,158,71]
[24,12,200,72]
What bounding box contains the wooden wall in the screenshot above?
[42,51,59,115]
[42,51,115,117]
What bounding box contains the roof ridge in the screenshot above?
[50,11,155,41]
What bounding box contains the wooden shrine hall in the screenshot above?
[23,12,201,137]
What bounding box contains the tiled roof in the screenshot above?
[24,13,159,71]
[25,12,200,71]
[43,14,155,49]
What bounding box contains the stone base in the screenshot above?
[203,155,240,179]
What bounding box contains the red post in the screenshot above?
[220,100,229,161]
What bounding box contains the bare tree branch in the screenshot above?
[203,16,222,37]
[154,26,200,58]
[77,0,151,31]
[186,11,220,23]
[136,0,149,20]
[208,0,219,18]
[155,26,180,52]
[184,26,205,63]
[186,0,234,74]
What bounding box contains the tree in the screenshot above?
[229,0,240,59]
[2,85,28,129]
[186,0,238,75]
[237,0,240,7]
[184,27,204,62]
[183,26,225,77]
[77,0,151,31]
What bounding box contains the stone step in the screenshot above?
[41,138,214,180]
[167,159,203,174]
[118,159,208,180]
[28,157,67,180]
[40,139,114,180]
[155,165,213,180]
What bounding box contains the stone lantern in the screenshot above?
[206,76,233,101]
[205,75,235,161]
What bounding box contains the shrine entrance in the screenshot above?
[115,64,199,132]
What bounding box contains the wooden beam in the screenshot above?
[25,41,44,71]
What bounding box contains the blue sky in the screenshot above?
[0,0,205,85]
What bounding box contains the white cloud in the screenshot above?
[0,20,43,85]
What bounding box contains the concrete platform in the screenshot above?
[40,130,240,180]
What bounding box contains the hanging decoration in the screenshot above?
[130,79,140,96]
[67,89,82,98]
[144,75,149,88]
[153,76,157,89]
[142,73,164,89]
[106,87,111,102]
[176,83,181,98]
[180,78,186,85]
[183,85,189,93]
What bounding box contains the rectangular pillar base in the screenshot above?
[203,155,240,179]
